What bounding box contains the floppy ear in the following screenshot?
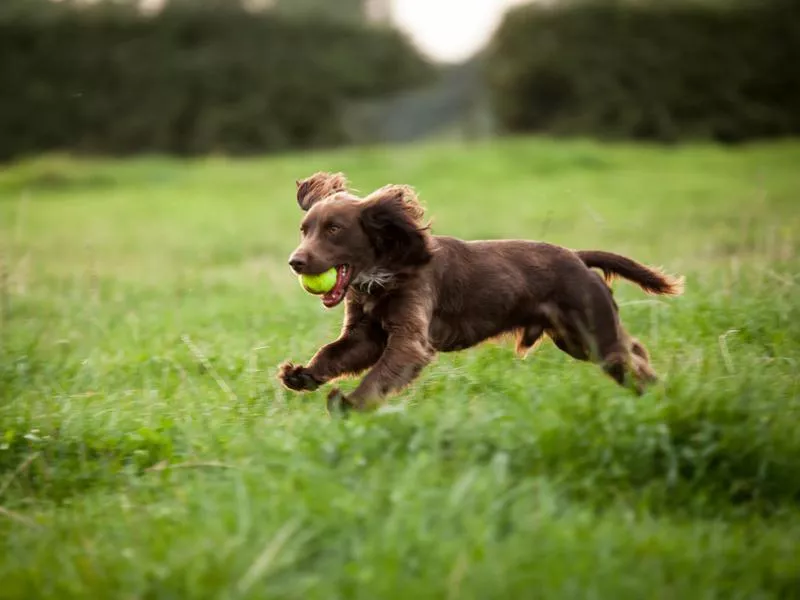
[359,184,432,268]
[296,172,348,211]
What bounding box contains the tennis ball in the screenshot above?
[299,267,338,295]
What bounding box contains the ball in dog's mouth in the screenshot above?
[321,264,352,308]
[299,267,338,295]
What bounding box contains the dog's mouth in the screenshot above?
[322,264,352,308]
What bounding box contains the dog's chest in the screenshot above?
[352,270,396,314]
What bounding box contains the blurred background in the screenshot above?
[0,0,797,161]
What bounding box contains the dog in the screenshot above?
[278,172,684,413]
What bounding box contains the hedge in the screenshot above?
[486,0,800,142]
[0,4,432,160]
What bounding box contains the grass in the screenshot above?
[1,137,799,599]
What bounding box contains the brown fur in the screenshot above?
[279,172,684,413]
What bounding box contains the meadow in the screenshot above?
[1,138,799,599]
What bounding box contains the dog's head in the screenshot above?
[288,172,432,307]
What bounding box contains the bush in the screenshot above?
[486,0,800,142]
[0,4,432,160]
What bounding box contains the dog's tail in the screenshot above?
[577,250,684,296]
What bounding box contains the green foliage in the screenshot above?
[1,138,799,597]
[0,3,431,160]
[273,0,367,23]
[486,0,800,142]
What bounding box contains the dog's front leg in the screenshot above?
[327,295,434,413]
[327,329,433,413]
[279,330,385,391]
[278,300,385,392]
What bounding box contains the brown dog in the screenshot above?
[278,172,683,412]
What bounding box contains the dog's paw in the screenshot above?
[326,388,354,417]
[278,362,321,392]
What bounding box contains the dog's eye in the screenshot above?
[326,224,341,235]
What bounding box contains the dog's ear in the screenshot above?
[296,172,348,211]
[360,184,432,268]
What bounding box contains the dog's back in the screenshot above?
[425,237,601,352]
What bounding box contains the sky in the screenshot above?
[390,0,531,63]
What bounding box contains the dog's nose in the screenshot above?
[289,257,307,273]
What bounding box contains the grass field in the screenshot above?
[1,138,799,599]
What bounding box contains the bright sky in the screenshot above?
[390,0,530,63]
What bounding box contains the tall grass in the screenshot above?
[1,138,799,598]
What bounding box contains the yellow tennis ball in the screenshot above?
[299,267,338,295]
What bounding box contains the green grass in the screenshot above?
[1,137,799,599]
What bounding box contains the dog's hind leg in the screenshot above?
[628,335,658,386]
[630,337,649,361]
[552,276,656,394]
[515,323,545,357]
[598,335,658,395]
